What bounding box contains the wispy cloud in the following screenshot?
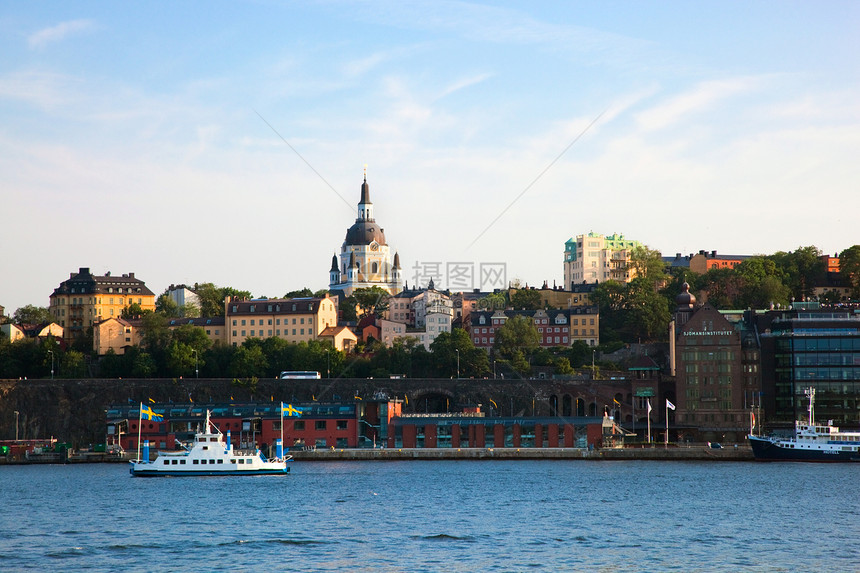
[636,77,764,132]
[435,72,493,101]
[28,19,95,49]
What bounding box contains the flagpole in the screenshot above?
[280,402,284,460]
[136,402,143,462]
[646,399,651,443]
[665,401,669,448]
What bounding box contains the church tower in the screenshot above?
[328,173,402,297]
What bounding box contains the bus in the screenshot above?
[279,371,321,380]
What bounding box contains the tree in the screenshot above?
[478,292,506,310]
[155,294,180,317]
[13,305,53,325]
[194,283,252,317]
[839,245,860,298]
[494,315,540,361]
[429,329,489,378]
[339,295,358,322]
[510,289,541,310]
[229,344,268,378]
[285,288,314,298]
[122,302,149,319]
[353,286,391,318]
[60,350,87,378]
[629,245,667,281]
[769,246,825,301]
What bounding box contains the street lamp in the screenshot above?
[455,349,460,379]
[326,348,331,379]
[48,349,54,380]
[191,349,198,378]
[14,411,19,441]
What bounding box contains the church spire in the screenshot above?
[357,169,374,221]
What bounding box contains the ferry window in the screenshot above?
[230,459,236,464]
[172,460,178,465]
[163,460,169,464]
[209,437,218,442]
[193,460,199,464]
[202,446,208,450]
[209,460,215,464]
[238,459,245,464]
[217,460,223,464]
[180,460,186,464]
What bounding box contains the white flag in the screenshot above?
[666,399,676,411]
[646,399,652,414]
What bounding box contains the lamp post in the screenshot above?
[48,349,54,380]
[326,348,331,379]
[191,349,198,378]
[455,349,460,379]
[591,350,596,379]
[14,411,19,441]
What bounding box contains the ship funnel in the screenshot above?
[142,440,150,463]
[275,438,284,460]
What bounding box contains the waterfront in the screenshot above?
[0,461,855,572]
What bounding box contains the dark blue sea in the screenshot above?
[0,460,855,572]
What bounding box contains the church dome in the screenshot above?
[344,220,387,246]
[676,282,696,308]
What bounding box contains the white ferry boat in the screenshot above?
[748,388,860,462]
[129,410,291,477]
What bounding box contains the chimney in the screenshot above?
[712,250,717,258]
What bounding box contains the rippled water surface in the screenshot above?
[0,461,855,572]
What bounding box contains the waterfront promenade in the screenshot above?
[0,444,753,464]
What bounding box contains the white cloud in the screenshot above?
[636,77,765,132]
[28,19,95,49]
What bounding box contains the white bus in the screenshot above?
[279,371,321,380]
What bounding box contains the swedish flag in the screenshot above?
[281,403,303,418]
[141,404,164,422]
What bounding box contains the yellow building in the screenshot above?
[507,285,597,309]
[225,295,338,346]
[50,267,156,343]
[1,322,63,342]
[93,317,145,355]
[167,317,227,346]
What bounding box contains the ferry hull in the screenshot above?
[129,463,290,477]
[749,436,860,462]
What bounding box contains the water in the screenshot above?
[0,461,856,572]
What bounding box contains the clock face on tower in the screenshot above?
[370,242,379,251]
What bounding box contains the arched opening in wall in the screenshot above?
[588,402,598,417]
[410,390,456,414]
[550,395,559,416]
[562,395,572,417]
[576,398,585,417]
[371,262,378,274]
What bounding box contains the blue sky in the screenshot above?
[2,1,858,313]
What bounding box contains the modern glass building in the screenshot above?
[758,304,860,428]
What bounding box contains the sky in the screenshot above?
[2,1,858,314]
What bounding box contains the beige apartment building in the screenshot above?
[225,295,338,346]
[50,267,156,342]
[563,232,642,287]
[93,317,145,355]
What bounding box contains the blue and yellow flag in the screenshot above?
[141,404,163,422]
[281,403,303,418]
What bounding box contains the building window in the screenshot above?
[315,420,327,431]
